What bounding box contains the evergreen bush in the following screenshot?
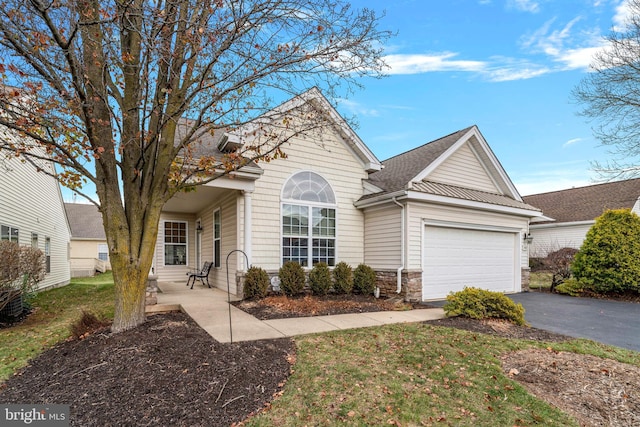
[278,261,305,296]
[243,266,270,299]
[353,263,376,295]
[332,262,353,294]
[443,287,526,326]
[572,209,640,294]
[309,262,332,296]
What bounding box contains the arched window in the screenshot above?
[282,172,336,267]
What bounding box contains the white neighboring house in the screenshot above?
[523,178,640,257]
[0,151,71,290]
[155,89,542,301]
[64,203,111,277]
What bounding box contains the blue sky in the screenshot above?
[338,0,631,195]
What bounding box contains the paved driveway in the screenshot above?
[509,292,640,352]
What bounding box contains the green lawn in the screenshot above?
[0,272,115,381]
[2,274,639,426]
[529,271,553,290]
[245,324,638,426]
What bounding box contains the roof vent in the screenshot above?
[217,133,242,152]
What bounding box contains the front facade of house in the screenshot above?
[523,179,640,257]
[155,89,541,301]
[0,151,71,290]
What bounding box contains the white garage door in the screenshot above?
[422,225,518,300]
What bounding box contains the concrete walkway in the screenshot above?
[147,281,445,343]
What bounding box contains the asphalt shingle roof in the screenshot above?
[522,178,640,223]
[366,127,473,193]
[64,203,105,239]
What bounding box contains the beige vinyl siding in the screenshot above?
[529,223,593,257]
[406,202,529,270]
[69,239,111,275]
[427,143,499,193]
[199,192,239,292]
[363,204,402,269]
[155,212,195,282]
[250,126,368,270]
[0,155,71,290]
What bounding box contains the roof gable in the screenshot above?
[64,203,105,239]
[367,126,523,201]
[523,178,640,224]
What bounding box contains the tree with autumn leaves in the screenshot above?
[0,0,389,332]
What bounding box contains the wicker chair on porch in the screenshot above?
[186,262,213,289]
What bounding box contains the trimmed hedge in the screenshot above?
[243,266,270,299]
[332,262,353,294]
[443,287,526,326]
[353,264,376,295]
[278,261,305,296]
[309,262,332,296]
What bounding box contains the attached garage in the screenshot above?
[422,224,520,300]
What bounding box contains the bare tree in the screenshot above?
[573,0,640,180]
[0,0,390,332]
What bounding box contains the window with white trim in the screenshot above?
[98,244,108,261]
[164,221,187,265]
[213,209,221,268]
[45,237,51,273]
[282,171,336,267]
[31,233,38,248]
[1,225,19,243]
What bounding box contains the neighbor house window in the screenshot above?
[164,221,187,265]
[282,171,336,267]
[213,209,221,268]
[45,237,51,273]
[31,233,38,248]
[98,244,108,261]
[1,225,19,243]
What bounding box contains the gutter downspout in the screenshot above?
[392,197,405,294]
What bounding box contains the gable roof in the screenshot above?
[64,203,105,239]
[360,126,539,214]
[523,178,640,224]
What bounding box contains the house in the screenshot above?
[65,203,111,277]
[523,179,640,257]
[0,150,71,290]
[154,88,542,301]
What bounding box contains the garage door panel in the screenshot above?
[422,226,517,300]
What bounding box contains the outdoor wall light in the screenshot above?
[523,232,533,245]
[196,224,203,233]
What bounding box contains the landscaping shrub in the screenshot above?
[443,287,526,326]
[332,262,353,294]
[353,264,376,295]
[554,278,584,297]
[0,241,45,313]
[243,266,270,299]
[278,261,305,296]
[572,209,640,294]
[309,262,332,296]
[70,311,110,339]
[545,247,579,292]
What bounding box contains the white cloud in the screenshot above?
[563,137,583,147]
[613,0,633,31]
[383,53,486,75]
[337,99,380,117]
[508,0,541,13]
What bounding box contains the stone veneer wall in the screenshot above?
[521,267,530,292]
[374,269,423,302]
[146,275,158,305]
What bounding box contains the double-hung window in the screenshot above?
[1,225,19,242]
[213,210,221,268]
[164,221,187,265]
[282,171,336,267]
[98,244,109,261]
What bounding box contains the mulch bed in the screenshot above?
[0,312,295,427]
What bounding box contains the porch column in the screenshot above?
[243,190,253,267]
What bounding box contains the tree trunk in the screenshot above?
[110,254,148,333]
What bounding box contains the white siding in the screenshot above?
[250,125,368,270]
[363,204,402,269]
[406,202,529,270]
[0,155,71,290]
[427,143,499,193]
[529,223,593,257]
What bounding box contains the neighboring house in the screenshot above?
[155,88,542,301]
[64,203,111,277]
[523,179,640,257]
[0,150,71,290]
